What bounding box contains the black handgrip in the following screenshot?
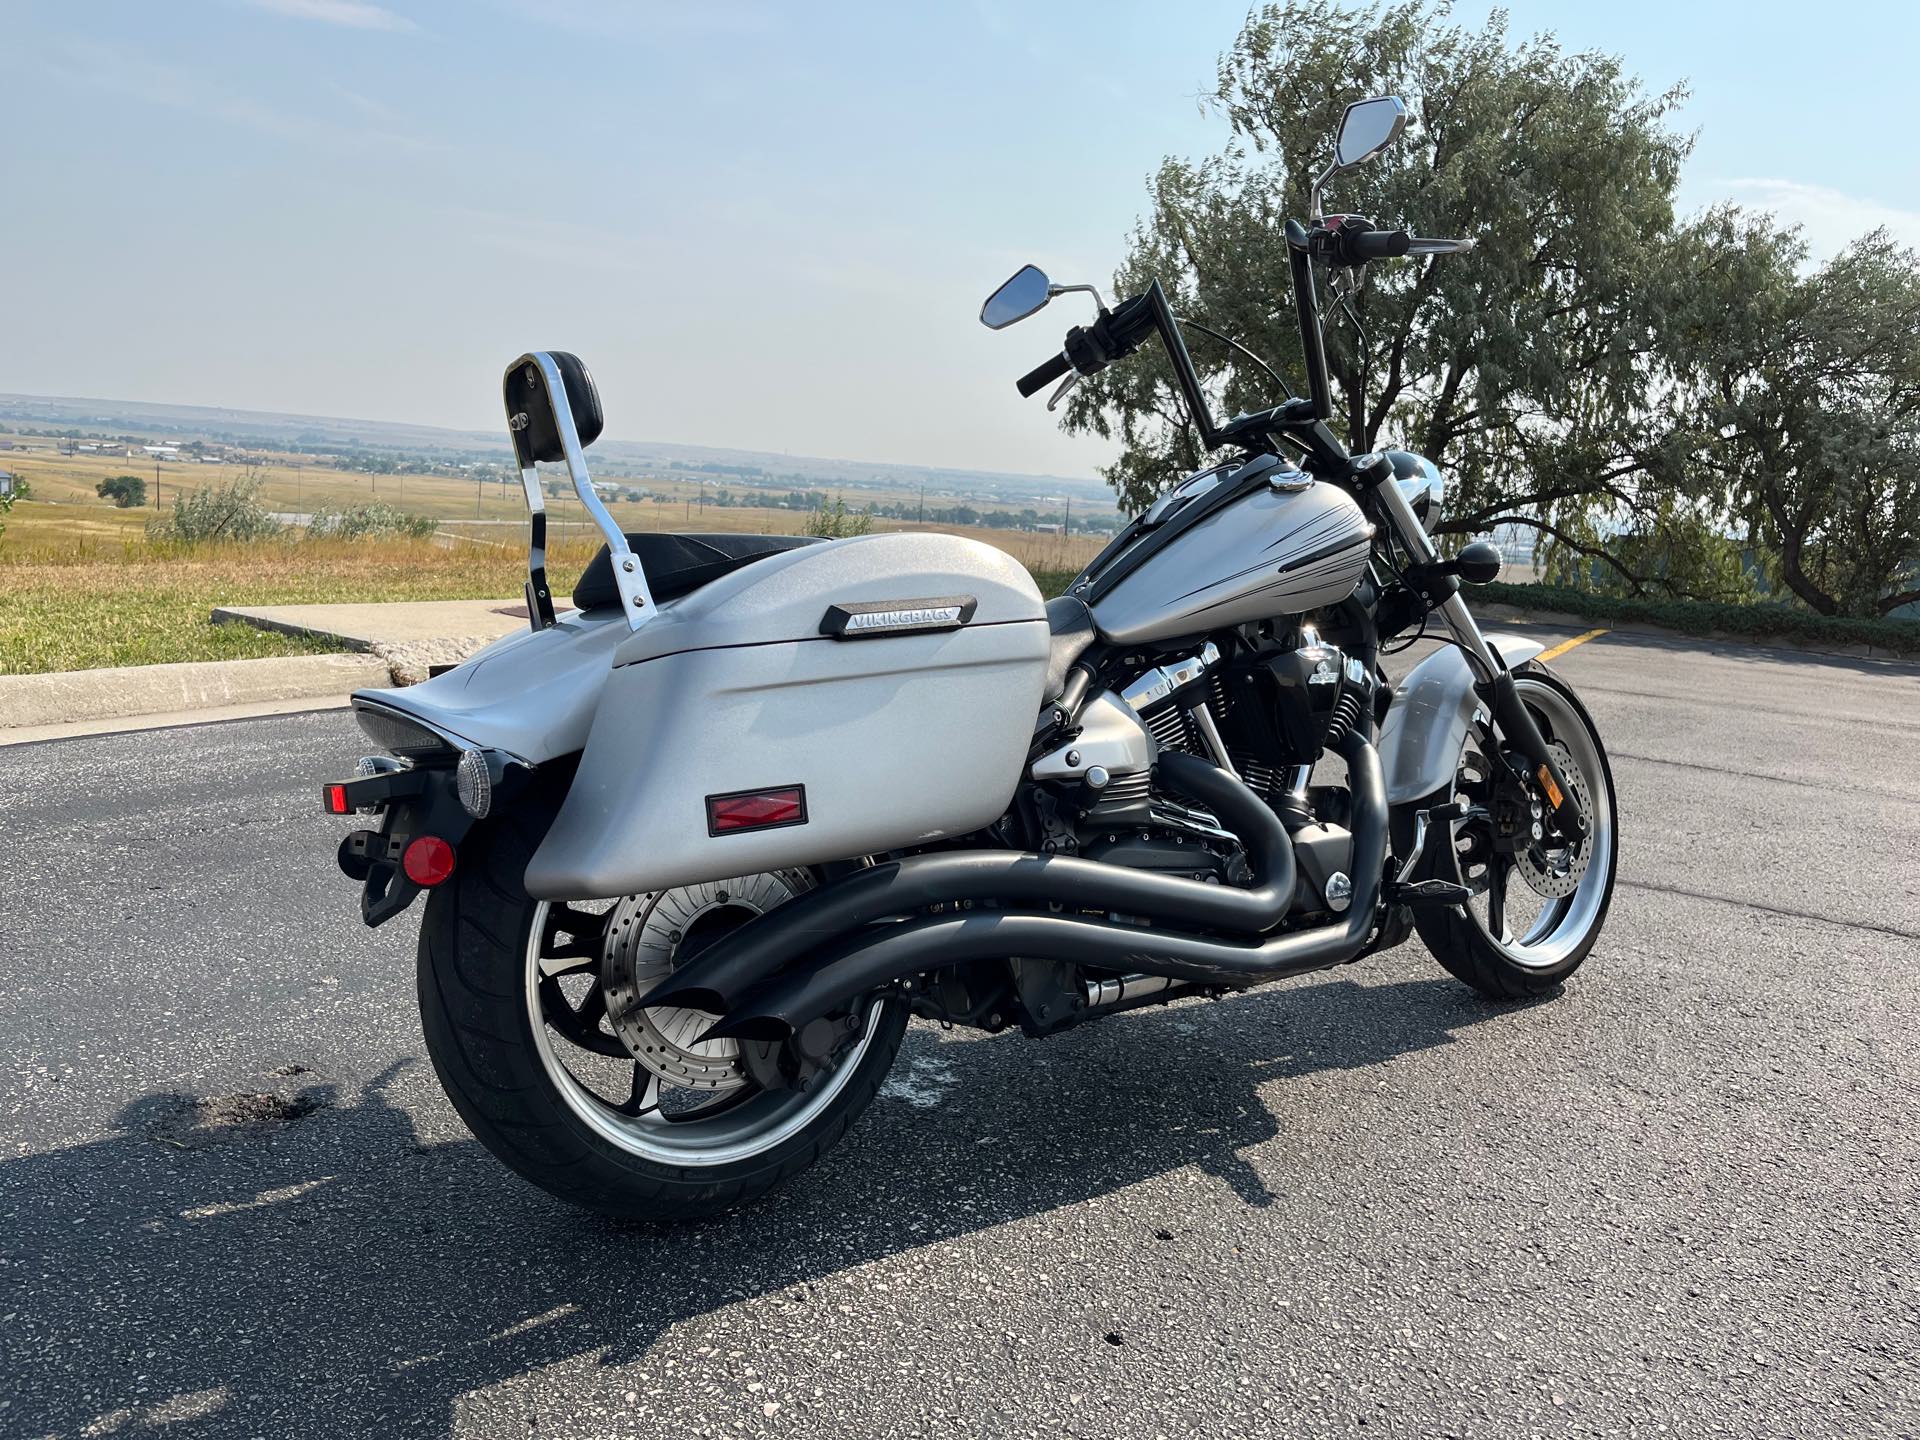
[1349,227,1412,261]
[1017,351,1072,399]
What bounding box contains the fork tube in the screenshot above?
[1370,475,1500,683]
[1372,474,1588,836]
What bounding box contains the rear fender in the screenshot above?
[1378,634,1544,806]
[350,606,630,765]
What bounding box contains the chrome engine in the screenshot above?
[1024,632,1375,908]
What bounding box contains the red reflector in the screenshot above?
[707,785,807,835]
[324,784,351,815]
[402,835,457,887]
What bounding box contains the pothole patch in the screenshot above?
[138,1087,332,1149]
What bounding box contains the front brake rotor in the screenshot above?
[1513,739,1592,899]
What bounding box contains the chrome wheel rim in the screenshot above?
[524,893,882,1166]
[1452,677,1614,970]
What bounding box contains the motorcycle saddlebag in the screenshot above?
[523,532,1050,899]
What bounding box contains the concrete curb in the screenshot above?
[1476,602,1920,662]
[0,694,354,748]
[0,653,390,732]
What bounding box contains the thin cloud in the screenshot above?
[242,0,416,32]
[481,0,776,37]
[1716,177,1920,262]
[38,38,444,153]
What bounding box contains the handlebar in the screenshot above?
[1317,219,1475,266]
[1345,226,1412,262]
[1017,351,1072,399]
[1015,290,1158,400]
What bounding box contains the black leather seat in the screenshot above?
[1043,594,1098,700]
[573,533,821,612]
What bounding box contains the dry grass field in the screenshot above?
[4,441,1113,550]
[0,499,606,674]
[0,443,1098,672]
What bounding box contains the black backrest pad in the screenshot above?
[504,351,604,464]
[572,533,823,612]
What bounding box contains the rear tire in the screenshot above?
[1413,663,1618,1000]
[416,814,908,1220]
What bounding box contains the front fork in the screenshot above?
[1370,476,1589,842]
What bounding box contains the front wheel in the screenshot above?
[1413,663,1618,998]
[416,815,908,1220]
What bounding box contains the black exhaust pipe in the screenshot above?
[636,750,1295,1015]
[703,733,1387,1043]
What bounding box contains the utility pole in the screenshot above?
[917,483,924,525]
[154,456,162,512]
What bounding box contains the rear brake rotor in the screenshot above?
[600,871,810,1092]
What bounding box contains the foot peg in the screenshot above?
[1390,797,1474,906]
[1389,878,1473,907]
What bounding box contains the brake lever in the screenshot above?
[1047,372,1080,412]
[1407,236,1477,256]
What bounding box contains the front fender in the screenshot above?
[1378,633,1544,806]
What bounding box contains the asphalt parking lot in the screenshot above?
[3,623,1917,1439]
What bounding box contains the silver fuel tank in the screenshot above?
[1088,459,1373,646]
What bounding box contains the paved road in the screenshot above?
[3,626,1917,1439]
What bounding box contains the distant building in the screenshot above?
[0,437,14,449]
[0,471,16,496]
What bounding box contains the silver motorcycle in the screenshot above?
[323,96,1616,1218]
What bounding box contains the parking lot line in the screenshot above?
[1535,627,1609,662]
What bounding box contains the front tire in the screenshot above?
[416,814,908,1220]
[1413,663,1618,999]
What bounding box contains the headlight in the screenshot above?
[353,705,455,760]
[1386,449,1445,534]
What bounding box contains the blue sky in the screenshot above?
[3,0,1915,476]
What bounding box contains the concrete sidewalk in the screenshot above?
[212,598,565,683]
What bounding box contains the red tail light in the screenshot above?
[402,835,457,887]
[706,785,807,835]
[324,784,351,815]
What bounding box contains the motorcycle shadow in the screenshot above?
[3,973,1524,1438]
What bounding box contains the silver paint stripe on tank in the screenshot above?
[1173,528,1373,610]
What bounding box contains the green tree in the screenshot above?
[1062,2,1711,588]
[146,471,282,544]
[1670,223,1920,618]
[97,474,148,508]
[306,502,437,540]
[0,474,30,543]
[804,498,874,538]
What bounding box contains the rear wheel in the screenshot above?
[1413,664,1618,998]
[416,815,907,1220]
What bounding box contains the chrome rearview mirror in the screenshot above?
[1334,95,1407,168]
[1312,94,1409,219]
[980,264,1052,329]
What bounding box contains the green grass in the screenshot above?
[1030,567,1078,599]
[1480,581,1920,655]
[0,507,605,675]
